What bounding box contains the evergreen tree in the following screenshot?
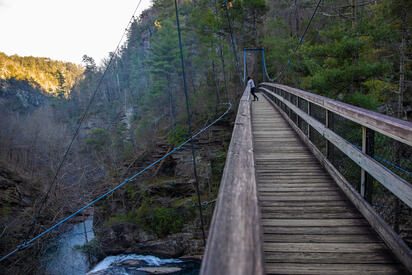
[55,69,66,98]
[146,20,181,130]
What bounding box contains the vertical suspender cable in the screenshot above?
[223,0,243,87]
[174,0,207,246]
[270,0,322,82]
[243,49,247,85]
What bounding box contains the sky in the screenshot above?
[0,0,153,65]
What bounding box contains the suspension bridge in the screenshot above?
[1,0,411,274]
[200,83,412,274]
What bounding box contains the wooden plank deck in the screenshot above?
[251,96,407,274]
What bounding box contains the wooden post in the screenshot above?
[307,101,311,138]
[394,142,402,233]
[287,92,292,118]
[365,128,375,203]
[296,96,300,126]
[361,126,367,197]
[361,126,375,202]
[326,110,334,162]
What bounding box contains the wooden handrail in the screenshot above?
[260,87,412,208]
[259,85,412,272]
[261,83,412,146]
[200,87,265,275]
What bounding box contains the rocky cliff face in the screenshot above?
[92,116,233,260]
[0,162,41,273]
[0,78,48,113]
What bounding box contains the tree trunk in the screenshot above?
[398,12,406,119]
[351,0,356,31]
[167,76,175,131]
[350,0,357,94]
[294,0,299,35]
[394,9,407,234]
[212,0,229,103]
[219,43,230,103]
[212,58,221,104]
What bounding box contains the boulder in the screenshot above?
[130,238,185,258]
[179,255,203,261]
[137,267,182,274]
[100,223,156,254]
[146,179,194,198]
[172,151,212,186]
[111,259,142,267]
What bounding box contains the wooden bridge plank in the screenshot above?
[263,226,374,235]
[265,263,405,274]
[257,179,332,182]
[258,191,341,196]
[261,212,362,219]
[259,201,349,207]
[260,206,357,214]
[257,167,326,171]
[263,242,387,253]
[259,182,336,187]
[259,195,345,201]
[258,187,339,192]
[263,234,380,243]
[251,96,407,274]
[265,252,396,264]
[261,219,368,227]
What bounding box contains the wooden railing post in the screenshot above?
[361,126,375,202]
[287,92,292,118]
[296,96,300,126]
[366,127,375,203]
[326,110,334,162]
[307,101,311,138]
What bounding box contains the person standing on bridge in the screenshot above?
[247,76,258,101]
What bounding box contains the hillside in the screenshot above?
[0,52,84,97]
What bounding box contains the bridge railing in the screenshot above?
[259,82,412,271]
[200,87,265,275]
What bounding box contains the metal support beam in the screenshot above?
[243,48,266,84]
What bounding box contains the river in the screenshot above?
[43,218,200,274]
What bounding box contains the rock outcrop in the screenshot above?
[0,162,41,273]
[92,115,233,261]
[0,78,48,113]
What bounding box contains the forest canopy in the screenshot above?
[0,52,84,97]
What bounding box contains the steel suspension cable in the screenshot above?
[0,103,232,263]
[31,0,145,226]
[265,0,322,82]
[223,0,244,86]
[174,0,207,246]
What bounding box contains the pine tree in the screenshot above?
[55,69,66,98]
[146,20,181,130]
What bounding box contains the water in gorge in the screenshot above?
[87,254,200,274]
[44,218,95,275]
[42,218,200,274]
